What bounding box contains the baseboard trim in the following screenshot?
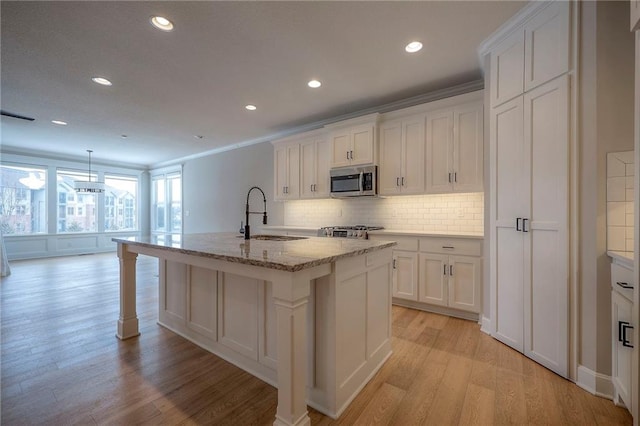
[480,316,491,335]
[576,365,614,399]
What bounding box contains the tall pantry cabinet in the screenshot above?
[479,0,573,378]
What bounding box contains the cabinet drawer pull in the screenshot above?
[616,281,634,289]
[454,172,457,183]
[443,264,447,276]
[393,259,396,269]
[448,172,452,183]
[523,218,529,232]
[442,246,455,250]
[516,217,522,231]
[401,177,405,186]
[396,177,400,187]
[449,265,453,276]
[620,321,634,348]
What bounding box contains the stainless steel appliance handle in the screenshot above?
[359,171,364,193]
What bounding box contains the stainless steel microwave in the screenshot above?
[330,165,377,198]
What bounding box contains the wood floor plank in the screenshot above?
[1,254,633,425]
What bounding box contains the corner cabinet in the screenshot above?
[379,114,426,195]
[274,143,300,200]
[425,102,484,194]
[327,114,378,168]
[300,137,330,199]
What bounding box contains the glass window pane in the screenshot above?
[104,175,138,232]
[0,164,47,235]
[57,169,97,233]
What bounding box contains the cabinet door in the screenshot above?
[351,123,375,166]
[612,290,633,407]
[524,1,570,92]
[523,75,569,377]
[491,97,525,352]
[401,115,426,194]
[331,130,351,168]
[425,109,454,193]
[379,121,403,195]
[393,250,418,301]
[453,102,484,193]
[274,145,289,200]
[286,144,300,199]
[314,138,331,197]
[418,253,448,307]
[448,255,481,313]
[490,30,525,107]
[300,140,316,199]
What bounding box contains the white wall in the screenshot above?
[579,0,635,381]
[182,142,284,234]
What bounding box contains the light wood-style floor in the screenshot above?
[1,253,632,425]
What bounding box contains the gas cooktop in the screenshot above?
[318,225,384,239]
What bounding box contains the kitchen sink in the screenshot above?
[237,234,309,241]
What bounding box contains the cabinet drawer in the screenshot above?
[369,235,418,251]
[419,237,482,256]
[611,263,634,302]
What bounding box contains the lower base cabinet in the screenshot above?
[370,233,482,318]
[610,258,634,410]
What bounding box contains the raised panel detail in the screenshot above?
[187,266,217,341]
[164,261,187,321]
[218,272,259,360]
[491,30,525,106]
[336,272,367,387]
[367,264,391,358]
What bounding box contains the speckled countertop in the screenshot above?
[112,233,396,272]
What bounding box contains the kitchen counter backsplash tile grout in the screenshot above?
[284,192,484,233]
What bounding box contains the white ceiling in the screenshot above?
[1,1,525,168]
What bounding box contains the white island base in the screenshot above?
[115,236,393,424]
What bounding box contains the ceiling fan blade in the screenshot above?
[0,110,35,121]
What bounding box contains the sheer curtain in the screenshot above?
[1,231,10,277]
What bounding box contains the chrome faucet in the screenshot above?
[244,186,267,240]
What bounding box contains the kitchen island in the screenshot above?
[112,233,396,425]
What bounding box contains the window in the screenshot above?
[0,164,47,235]
[151,170,181,235]
[57,169,97,233]
[104,175,138,232]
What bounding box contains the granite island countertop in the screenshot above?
[113,233,396,273]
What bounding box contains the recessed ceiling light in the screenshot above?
[308,80,322,88]
[91,77,112,86]
[51,120,67,126]
[194,135,204,139]
[405,41,423,53]
[121,134,128,139]
[245,105,257,111]
[150,16,174,31]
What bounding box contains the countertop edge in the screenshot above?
[607,250,634,269]
[367,230,484,239]
[112,237,396,273]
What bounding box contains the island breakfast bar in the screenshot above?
[113,233,396,425]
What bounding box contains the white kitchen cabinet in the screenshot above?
[612,289,634,409]
[425,102,483,193]
[274,143,300,200]
[379,114,425,195]
[392,250,419,301]
[419,238,482,313]
[490,75,569,377]
[489,1,570,107]
[329,120,377,168]
[300,137,330,199]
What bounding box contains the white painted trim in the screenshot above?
[576,365,614,399]
[480,315,492,335]
[392,298,479,322]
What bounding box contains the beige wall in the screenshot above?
[580,0,635,377]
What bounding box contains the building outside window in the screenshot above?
[57,169,97,233]
[0,164,47,235]
[104,175,138,232]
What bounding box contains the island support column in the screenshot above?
[116,243,140,340]
[272,270,312,426]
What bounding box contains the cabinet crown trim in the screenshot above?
[477,0,558,59]
[324,113,380,130]
[271,127,328,146]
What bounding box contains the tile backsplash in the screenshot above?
[607,151,634,252]
[283,192,484,233]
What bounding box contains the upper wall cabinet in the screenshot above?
[632,0,640,31]
[379,114,426,195]
[327,114,378,168]
[274,143,300,201]
[425,102,484,194]
[490,1,570,107]
[300,137,330,199]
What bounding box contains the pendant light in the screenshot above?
[74,150,105,193]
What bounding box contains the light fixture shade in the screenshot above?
[74,149,105,193]
[74,180,105,193]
